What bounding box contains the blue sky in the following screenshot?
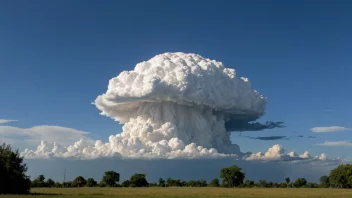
[0,0,351,160]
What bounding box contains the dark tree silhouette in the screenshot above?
[0,143,30,194]
[158,178,165,187]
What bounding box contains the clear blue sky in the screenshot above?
[0,0,351,158]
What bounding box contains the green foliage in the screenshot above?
[46,178,55,187]
[72,176,87,187]
[54,182,62,188]
[329,164,352,188]
[305,182,318,188]
[209,178,220,187]
[31,175,46,187]
[186,180,207,187]
[293,178,307,188]
[220,165,245,187]
[99,181,107,187]
[244,180,254,187]
[102,171,120,187]
[0,143,31,194]
[285,177,290,185]
[279,182,288,188]
[158,178,165,187]
[86,178,97,187]
[122,180,130,187]
[319,175,330,188]
[63,181,72,188]
[129,174,148,187]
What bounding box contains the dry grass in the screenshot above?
[0,187,351,198]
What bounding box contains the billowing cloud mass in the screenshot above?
[21,52,309,160]
[311,126,351,133]
[0,119,17,124]
[245,144,327,161]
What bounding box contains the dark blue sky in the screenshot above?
[0,0,351,158]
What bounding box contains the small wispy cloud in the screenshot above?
[310,126,351,133]
[0,119,17,124]
[0,125,91,147]
[317,141,352,147]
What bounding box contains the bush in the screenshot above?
[122,180,130,187]
[209,178,220,187]
[86,178,97,187]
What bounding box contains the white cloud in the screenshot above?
[310,126,351,133]
[244,144,329,163]
[0,125,91,148]
[0,119,17,124]
[318,141,352,147]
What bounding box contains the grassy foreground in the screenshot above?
[1,187,352,198]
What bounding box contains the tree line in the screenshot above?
[30,164,352,189]
[1,142,352,194]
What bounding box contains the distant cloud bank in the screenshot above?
[318,141,352,147]
[310,126,351,133]
[0,119,17,124]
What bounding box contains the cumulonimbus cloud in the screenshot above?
[20,52,322,162]
[311,126,351,133]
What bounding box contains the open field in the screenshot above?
[1,188,352,198]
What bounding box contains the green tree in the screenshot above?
[285,177,290,187]
[99,181,107,187]
[209,178,220,187]
[244,180,254,187]
[166,178,173,187]
[158,178,165,187]
[31,175,46,187]
[319,175,330,188]
[54,182,62,188]
[63,181,72,188]
[293,178,307,188]
[102,171,120,187]
[72,176,87,187]
[129,173,148,187]
[86,178,97,187]
[0,143,31,194]
[220,165,245,187]
[257,180,268,188]
[329,164,352,188]
[46,178,55,187]
[305,182,318,188]
[122,180,130,187]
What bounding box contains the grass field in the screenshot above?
[0,187,351,198]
